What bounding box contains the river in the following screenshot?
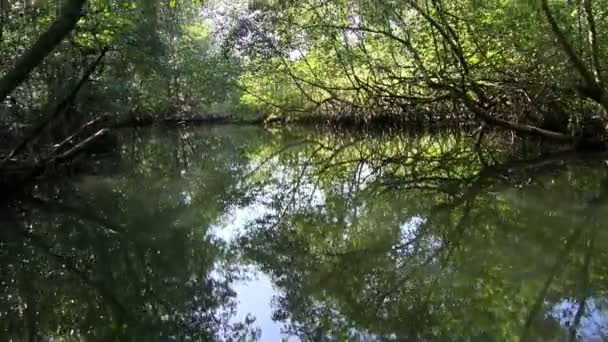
[1,125,608,341]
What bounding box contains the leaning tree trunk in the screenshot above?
[541,0,608,114]
[0,0,87,102]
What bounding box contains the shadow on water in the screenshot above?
[2,125,608,341]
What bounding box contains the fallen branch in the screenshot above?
[51,117,102,154]
[51,128,109,163]
[457,89,573,142]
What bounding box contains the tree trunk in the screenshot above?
[0,0,8,43]
[0,0,87,102]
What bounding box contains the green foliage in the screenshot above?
[0,0,247,133]
[224,0,608,132]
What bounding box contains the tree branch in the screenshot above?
[582,0,602,86]
[0,0,87,102]
[541,0,608,112]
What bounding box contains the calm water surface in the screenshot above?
[2,125,608,341]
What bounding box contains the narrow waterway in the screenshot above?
[2,125,608,341]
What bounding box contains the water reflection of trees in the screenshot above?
[0,127,265,341]
[3,126,608,340]
[241,129,608,341]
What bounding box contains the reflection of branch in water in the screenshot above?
[418,149,608,221]
[520,224,584,341]
[520,173,608,340]
[567,169,608,338]
[265,144,326,232]
[244,139,330,180]
[298,138,608,324]
[438,195,475,265]
[11,224,132,323]
[27,196,122,234]
[570,230,596,339]
[247,130,608,339]
[23,197,178,319]
[370,198,475,311]
[306,139,365,208]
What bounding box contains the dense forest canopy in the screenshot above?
[227,0,608,142]
[1,0,608,151]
